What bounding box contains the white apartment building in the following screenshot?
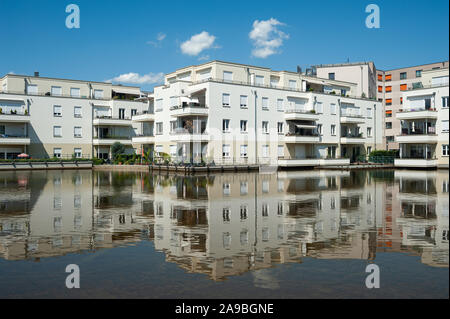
[0,73,151,159]
[144,60,383,167]
[395,68,449,169]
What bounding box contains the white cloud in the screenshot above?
[180,31,216,56]
[198,55,210,61]
[107,72,164,85]
[148,32,166,47]
[249,18,289,58]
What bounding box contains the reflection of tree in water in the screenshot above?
[341,171,367,189]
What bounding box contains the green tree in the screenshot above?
[111,142,125,160]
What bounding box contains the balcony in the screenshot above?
[170,103,209,117]
[132,135,155,144]
[93,116,132,126]
[340,114,365,124]
[396,127,438,144]
[284,109,319,121]
[395,158,438,168]
[0,112,30,123]
[278,157,350,167]
[169,128,210,142]
[0,135,30,145]
[284,133,320,144]
[93,136,132,145]
[397,108,438,120]
[132,112,155,122]
[340,133,365,144]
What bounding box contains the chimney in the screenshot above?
[34,72,40,77]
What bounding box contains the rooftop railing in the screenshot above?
[0,89,110,100]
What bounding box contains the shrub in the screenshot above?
[111,142,126,160]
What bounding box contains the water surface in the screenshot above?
[0,169,448,298]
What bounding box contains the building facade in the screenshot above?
[141,61,383,167]
[0,73,152,159]
[394,68,449,169]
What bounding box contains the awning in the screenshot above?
[0,97,25,104]
[188,88,206,97]
[112,87,142,95]
[296,124,317,129]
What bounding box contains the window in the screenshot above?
[442,120,449,133]
[386,122,392,129]
[222,144,231,158]
[51,86,62,96]
[70,88,80,97]
[240,206,248,220]
[400,84,407,91]
[74,126,82,138]
[262,145,269,158]
[385,110,392,117]
[94,89,103,99]
[223,71,233,82]
[222,93,230,107]
[378,86,383,93]
[289,80,297,89]
[240,120,247,133]
[53,105,62,117]
[131,109,137,116]
[314,102,322,114]
[277,122,283,134]
[262,181,269,193]
[400,97,403,105]
[74,148,82,158]
[0,125,4,135]
[317,124,323,135]
[386,136,394,142]
[239,182,248,195]
[328,73,335,80]
[262,97,269,110]
[386,99,392,106]
[385,86,392,93]
[277,99,284,111]
[378,74,383,81]
[278,145,284,158]
[26,84,38,95]
[53,126,62,137]
[223,208,230,222]
[240,145,248,158]
[367,146,372,155]
[255,75,264,86]
[223,119,230,132]
[155,99,163,111]
[262,121,269,134]
[170,96,178,108]
[156,122,163,135]
[330,103,336,115]
[240,95,248,108]
[170,145,177,158]
[367,108,372,118]
[53,148,62,158]
[270,77,279,88]
[367,127,372,137]
[443,97,449,108]
[385,74,392,81]
[400,72,407,80]
[443,145,449,156]
[416,70,422,78]
[118,108,125,119]
[74,106,82,118]
[223,183,231,196]
[331,125,336,136]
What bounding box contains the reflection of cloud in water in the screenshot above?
[252,269,280,290]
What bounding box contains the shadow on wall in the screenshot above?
[27,124,50,159]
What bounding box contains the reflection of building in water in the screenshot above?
[393,170,449,267]
[0,169,448,278]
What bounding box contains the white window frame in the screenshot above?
[262,121,269,134]
[262,97,269,110]
[442,120,449,133]
[51,86,62,96]
[277,99,284,111]
[331,125,336,136]
[277,122,283,134]
[240,145,248,158]
[74,126,82,138]
[74,148,82,158]
[443,144,449,157]
[74,106,82,118]
[156,122,163,135]
[53,105,62,117]
[70,87,80,97]
[223,119,230,133]
[26,84,38,95]
[94,89,104,99]
[255,75,264,86]
[53,148,62,158]
[222,93,230,107]
[240,120,247,133]
[53,126,62,137]
[278,145,284,158]
[222,144,231,158]
[240,95,248,108]
[223,71,233,82]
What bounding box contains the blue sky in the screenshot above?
[1,0,448,90]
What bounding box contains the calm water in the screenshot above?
[0,169,448,299]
